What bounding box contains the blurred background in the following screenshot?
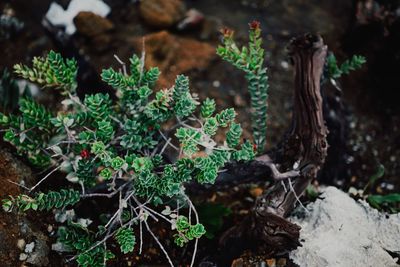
[0,0,399,215]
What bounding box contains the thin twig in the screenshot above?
[144,219,174,267]
[46,140,77,150]
[142,205,172,223]
[114,54,127,76]
[7,179,30,191]
[29,165,61,192]
[158,130,179,151]
[288,178,308,212]
[139,39,146,84]
[281,180,288,193]
[256,154,300,181]
[130,203,144,254]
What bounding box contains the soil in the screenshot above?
[0,150,25,266]
[0,149,49,266]
[1,0,399,266]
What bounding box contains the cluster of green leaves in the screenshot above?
[114,227,136,254]
[305,184,320,201]
[173,216,206,247]
[326,53,366,79]
[367,193,400,213]
[14,51,77,94]
[0,97,53,167]
[361,164,400,213]
[57,222,115,267]
[2,189,80,212]
[0,48,257,266]
[217,21,268,153]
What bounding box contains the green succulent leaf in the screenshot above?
[115,227,136,254]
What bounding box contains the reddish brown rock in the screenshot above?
[130,31,216,88]
[74,11,114,37]
[73,11,114,52]
[139,0,186,28]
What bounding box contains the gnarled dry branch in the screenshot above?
[219,33,328,258]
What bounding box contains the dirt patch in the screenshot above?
[0,149,33,265]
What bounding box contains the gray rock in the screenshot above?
[27,238,49,266]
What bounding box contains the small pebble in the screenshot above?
[281,30,290,36]
[336,179,344,186]
[386,183,395,190]
[346,156,354,164]
[250,187,263,198]
[24,242,35,253]
[280,61,289,70]
[348,187,359,196]
[376,186,383,194]
[238,209,249,215]
[17,239,26,250]
[234,94,247,107]
[212,80,220,87]
[266,258,276,267]
[244,197,254,203]
[19,253,28,261]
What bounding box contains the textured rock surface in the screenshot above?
[74,11,113,37]
[74,11,114,52]
[139,0,186,28]
[290,186,400,267]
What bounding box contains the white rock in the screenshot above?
[19,253,28,261]
[17,239,26,250]
[24,241,35,253]
[77,218,93,228]
[44,0,111,35]
[52,241,71,253]
[280,60,289,70]
[289,186,400,267]
[54,209,76,223]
